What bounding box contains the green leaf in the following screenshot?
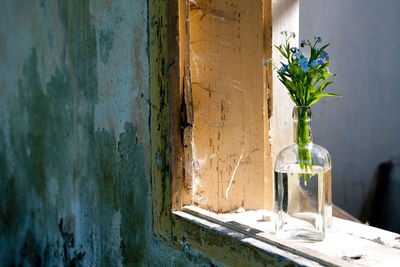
[319,93,342,97]
[275,45,288,58]
[309,92,342,105]
[286,43,290,56]
[309,98,320,105]
[315,81,334,94]
[320,43,330,50]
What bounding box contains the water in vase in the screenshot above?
[274,165,332,241]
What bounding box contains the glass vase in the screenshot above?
[274,106,332,241]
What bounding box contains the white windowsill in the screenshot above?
[174,206,400,266]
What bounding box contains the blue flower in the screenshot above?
[264,58,272,66]
[314,36,322,43]
[320,51,329,60]
[311,60,318,67]
[317,59,324,65]
[280,64,289,72]
[294,50,303,59]
[302,66,310,72]
[290,31,296,37]
[298,57,308,67]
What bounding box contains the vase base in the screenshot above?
[276,228,324,242]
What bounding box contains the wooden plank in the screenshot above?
[183,205,400,267]
[189,0,267,213]
[263,0,274,210]
[150,0,173,236]
[172,211,325,266]
[169,0,185,211]
[330,218,400,249]
[180,0,195,208]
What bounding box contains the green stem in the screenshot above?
[296,107,313,177]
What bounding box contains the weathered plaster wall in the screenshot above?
[0,0,210,266]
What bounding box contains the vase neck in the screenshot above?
[293,106,313,145]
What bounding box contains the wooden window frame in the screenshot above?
[149,0,310,264]
[149,1,400,266]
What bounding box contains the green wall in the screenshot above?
[0,1,210,266]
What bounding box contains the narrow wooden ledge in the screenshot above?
[175,206,400,266]
[172,211,326,266]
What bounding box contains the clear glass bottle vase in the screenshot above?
[274,106,332,241]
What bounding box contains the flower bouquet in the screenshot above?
[266,31,340,172]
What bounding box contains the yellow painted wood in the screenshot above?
[150,0,172,237]
[169,0,185,211]
[189,0,269,213]
[263,0,274,210]
[180,0,195,208]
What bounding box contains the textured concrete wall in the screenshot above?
[300,0,400,217]
[0,0,210,266]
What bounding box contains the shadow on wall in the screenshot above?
[360,161,400,234]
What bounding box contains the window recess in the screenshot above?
[150,0,400,266]
[179,0,276,213]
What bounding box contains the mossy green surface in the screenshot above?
[0,0,215,266]
[1,0,150,266]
